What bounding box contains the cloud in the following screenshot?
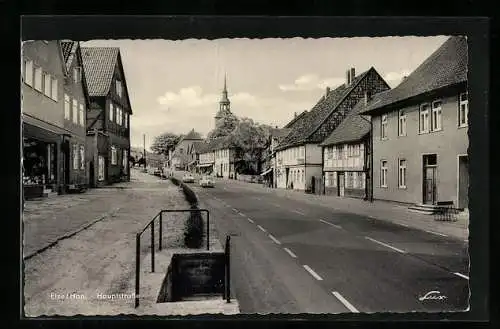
[384,70,412,87]
[157,86,219,108]
[279,74,345,92]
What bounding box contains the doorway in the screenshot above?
[62,140,70,190]
[423,154,437,204]
[458,155,469,209]
[338,172,345,197]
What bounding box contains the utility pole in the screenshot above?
[143,134,147,168]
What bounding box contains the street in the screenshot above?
[189,177,469,313]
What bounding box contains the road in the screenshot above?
[187,176,469,314]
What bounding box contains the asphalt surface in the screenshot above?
[186,176,469,314]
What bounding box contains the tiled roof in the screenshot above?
[284,110,309,129]
[320,98,371,146]
[181,129,203,141]
[278,69,370,149]
[191,141,209,154]
[362,36,468,115]
[60,41,74,65]
[80,47,120,97]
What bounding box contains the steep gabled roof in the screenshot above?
[60,41,75,68]
[180,129,203,141]
[81,47,119,97]
[190,140,208,154]
[284,110,309,129]
[278,69,373,149]
[320,98,372,146]
[362,36,468,115]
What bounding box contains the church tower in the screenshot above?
[215,74,232,129]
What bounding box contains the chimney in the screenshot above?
[364,91,372,105]
[294,112,297,118]
[326,86,331,97]
[346,69,351,86]
[275,125,278,129]
[350,68,356,82]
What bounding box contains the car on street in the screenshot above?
[199,175,215,188]
[182,173,195,183]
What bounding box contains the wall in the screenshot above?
[22,41,65,128]
[371,90,469,206]
[323,142,365,171]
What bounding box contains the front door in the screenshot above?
[423,154,438,204]
[338,173,345,197]
[458,155,469,209]
[62,140,70,188]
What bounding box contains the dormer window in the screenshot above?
[116,80,123,97]
[73,67,82,83]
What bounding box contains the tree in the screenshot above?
[230,117,273,174]
[206,113,240,140]
[150,132,181,155]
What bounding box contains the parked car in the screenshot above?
[153,167,162,176]
[199,175,215,188]
[182,173,195,183]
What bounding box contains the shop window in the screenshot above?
[80,145,85,170]
[72,144,79,170]
[98,156,105,181]
[111,146,117,165]
[72,99,78,124]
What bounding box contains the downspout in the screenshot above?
[321,144,325,195]
[359,116,374,203]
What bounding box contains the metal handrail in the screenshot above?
[134,208,210,308]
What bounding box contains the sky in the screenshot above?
[82,36,450,151]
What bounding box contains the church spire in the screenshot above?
[219,73,230,109]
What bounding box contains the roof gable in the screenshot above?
[81,47,119,97]
[115,51,134,115]
[362,36,468,114]
[278,69,372,149]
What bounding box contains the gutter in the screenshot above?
[359,115,374,202]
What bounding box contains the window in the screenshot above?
[73,67,82,83]
[332,147,337,160]
[116,80,123,97]
[23,60,33,86]
[346,172,354,188]
[80,145,85,170]
[72,99,78,124]
[358,172,365,189]
[116,107,121,125]
[123,149,128,170]
[300,147,304,157]
[64,94,71,120]
[459,92,468,127]
[98,155,105,181]
[79,103,85,126]
[124,113,128,128]
[43,73,51,97]
[398,159,407,188]
[327,147,333,159]
[398,110,407,136]
[431,101,442,131]
[111,146,117,165]
[419,104,430,133]
[381,114,388,139]
[381,160,388,187]
[51,77,58,101]
[34,66,43,91]
[72,144,79,170]
[109,103,114,122]
[353,172,358,188]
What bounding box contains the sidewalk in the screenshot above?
[218,177,469,241]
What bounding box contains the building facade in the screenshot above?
[171,129,203,171]
[22,40,90,198]
[198,147,215,175]
[81,47,133,186]
[362,36,469,210]
[276,67,390,193]
[61,41,91,190]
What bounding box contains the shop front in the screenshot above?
[22,122,62,199]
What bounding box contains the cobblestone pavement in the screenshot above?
[23,169,192,316]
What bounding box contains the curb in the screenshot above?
[23,207,121,261]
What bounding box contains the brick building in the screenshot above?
[361,36,469,211]
[81,47,133,186]
[275,67,390,193]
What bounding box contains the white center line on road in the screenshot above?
[253,196,262,201]
[365,237,406,254]
[268,234,281,245]
[425,230,448,237]
[247,217,255,224]
[239,212,246,217]
[332,292,360,313]
[454,272,469,280]
[271,203,282,208]
[232,208,238,212]
[303,265,323,281]
[319,219,342,229]
[291,210,305,215]
[283,247,297,258]
[399,223,410,228]
[257,225,267,233]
